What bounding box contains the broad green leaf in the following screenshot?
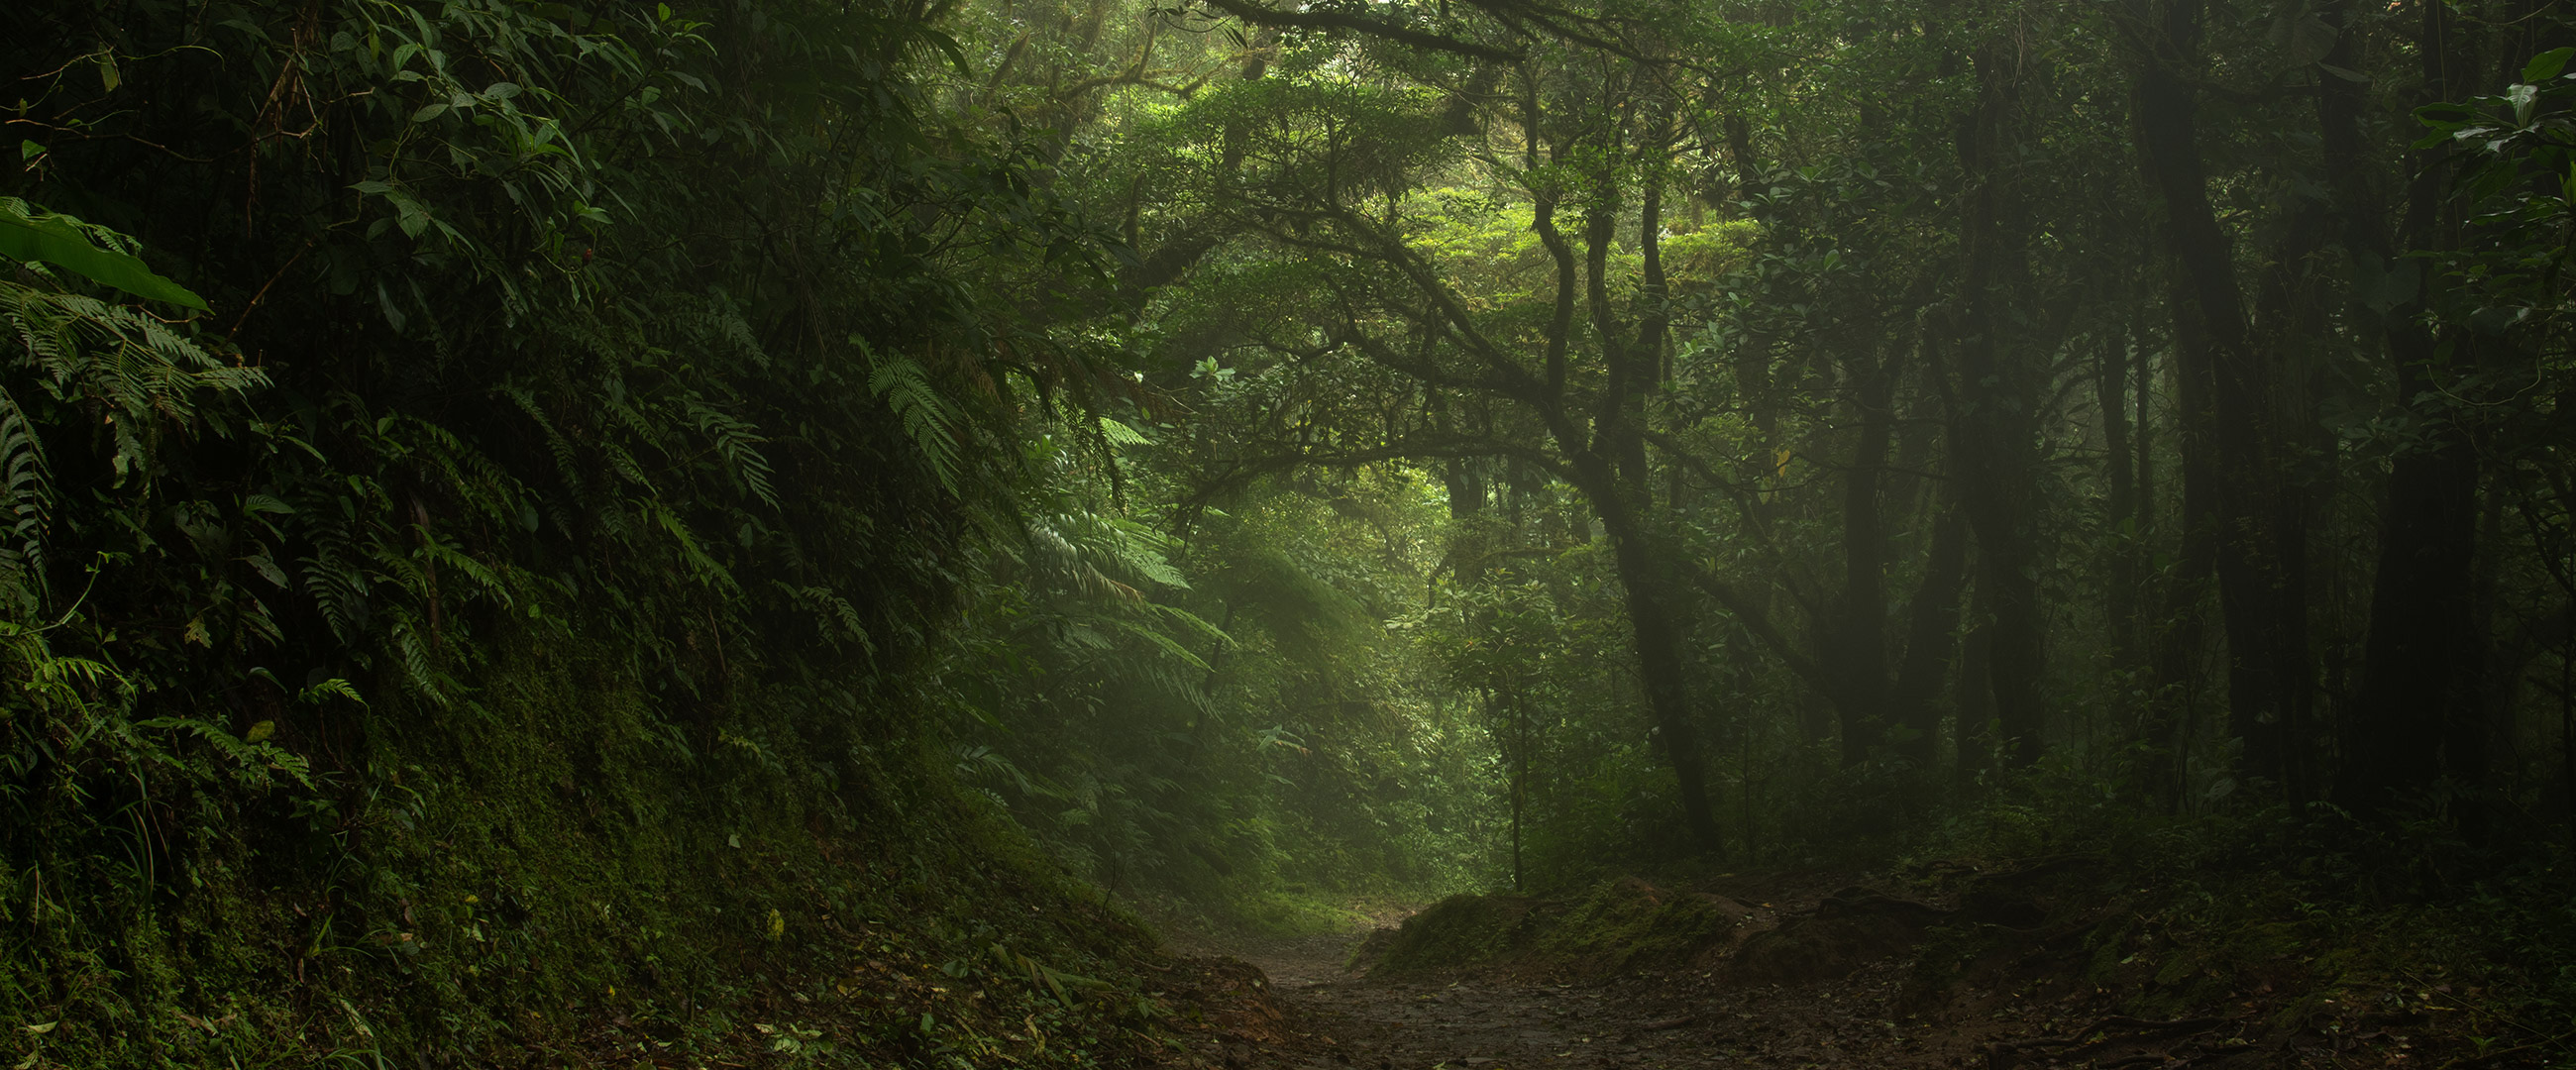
[2510,83,2540,126]
[2352,255,2421,315]
[393,193,430,238]
[2524,47,2574,83]
[921,29,970,74]
[2271,13,2335,68]
[0,201,209,310]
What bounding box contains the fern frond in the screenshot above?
[1096,415,1149,447]
[1147,600,1231,648]
[501,384,590,497]
[1104,516,1189,589]
[1102,615,1211,672]
[132,715,316,792]
[299,677,367,706]
[635,497,738,592]
[386,615,454,708]
[860,341,964,497]
[775,582,878,655]
[401,415,536,531]
[0,387,50,590]
[684,398,778,509]
[299,532,372,644]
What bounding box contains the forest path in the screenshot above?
[1143,865,2394,1070]
[1153,881,1989,1070]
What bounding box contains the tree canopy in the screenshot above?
[7,0,2576,1063]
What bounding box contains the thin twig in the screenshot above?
[226,241,314,340]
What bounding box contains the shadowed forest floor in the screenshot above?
[1151,869,2544,1070]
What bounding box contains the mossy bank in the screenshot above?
[2,614,1185,1068]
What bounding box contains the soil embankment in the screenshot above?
[1153,864,2529,1069]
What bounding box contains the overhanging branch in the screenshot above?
[1179,434,1572,509]
[1199,0,1527,63]
[1679,562,1829,692]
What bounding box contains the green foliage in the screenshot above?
[9,0,2576,1060]
[945,454,1496,927]
[0,0,1175,1063]
[0,200,206,310]
[1897,772,2576,1044]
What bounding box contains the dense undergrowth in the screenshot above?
[1900,770,2576,1037]
[0,1,1216,1065]
[0,2,1511,1064]
[5,622,1176,1067]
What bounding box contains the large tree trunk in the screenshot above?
[2130,0,2295,788]
[1953,40,2048,767]
[1835,348,1896,767]
[2333,0,2487,819]
[2099,330,2141,668]
[1958,610,1997,790]
[1891,506,1971,771]
[2246,64,2338,803]
[2139,292,2223,808]
[2342,409,2481,816]
[1579,458,1725,852]
[1553,89,1724,854]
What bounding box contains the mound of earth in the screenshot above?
[1160,857,2550,1070]
[1155,955,1295,1046]
[1352,876,1759,979]
[1729,885,1949,984]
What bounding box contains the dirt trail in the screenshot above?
[1168,940,1948,1069]
[1149,871,2466,1070]
[1154,878,1976,1070]
[1221,942,1782,1070]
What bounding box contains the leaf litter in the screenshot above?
[1151,862,2555,1070]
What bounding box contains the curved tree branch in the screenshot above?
[1198,0,1527,62]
